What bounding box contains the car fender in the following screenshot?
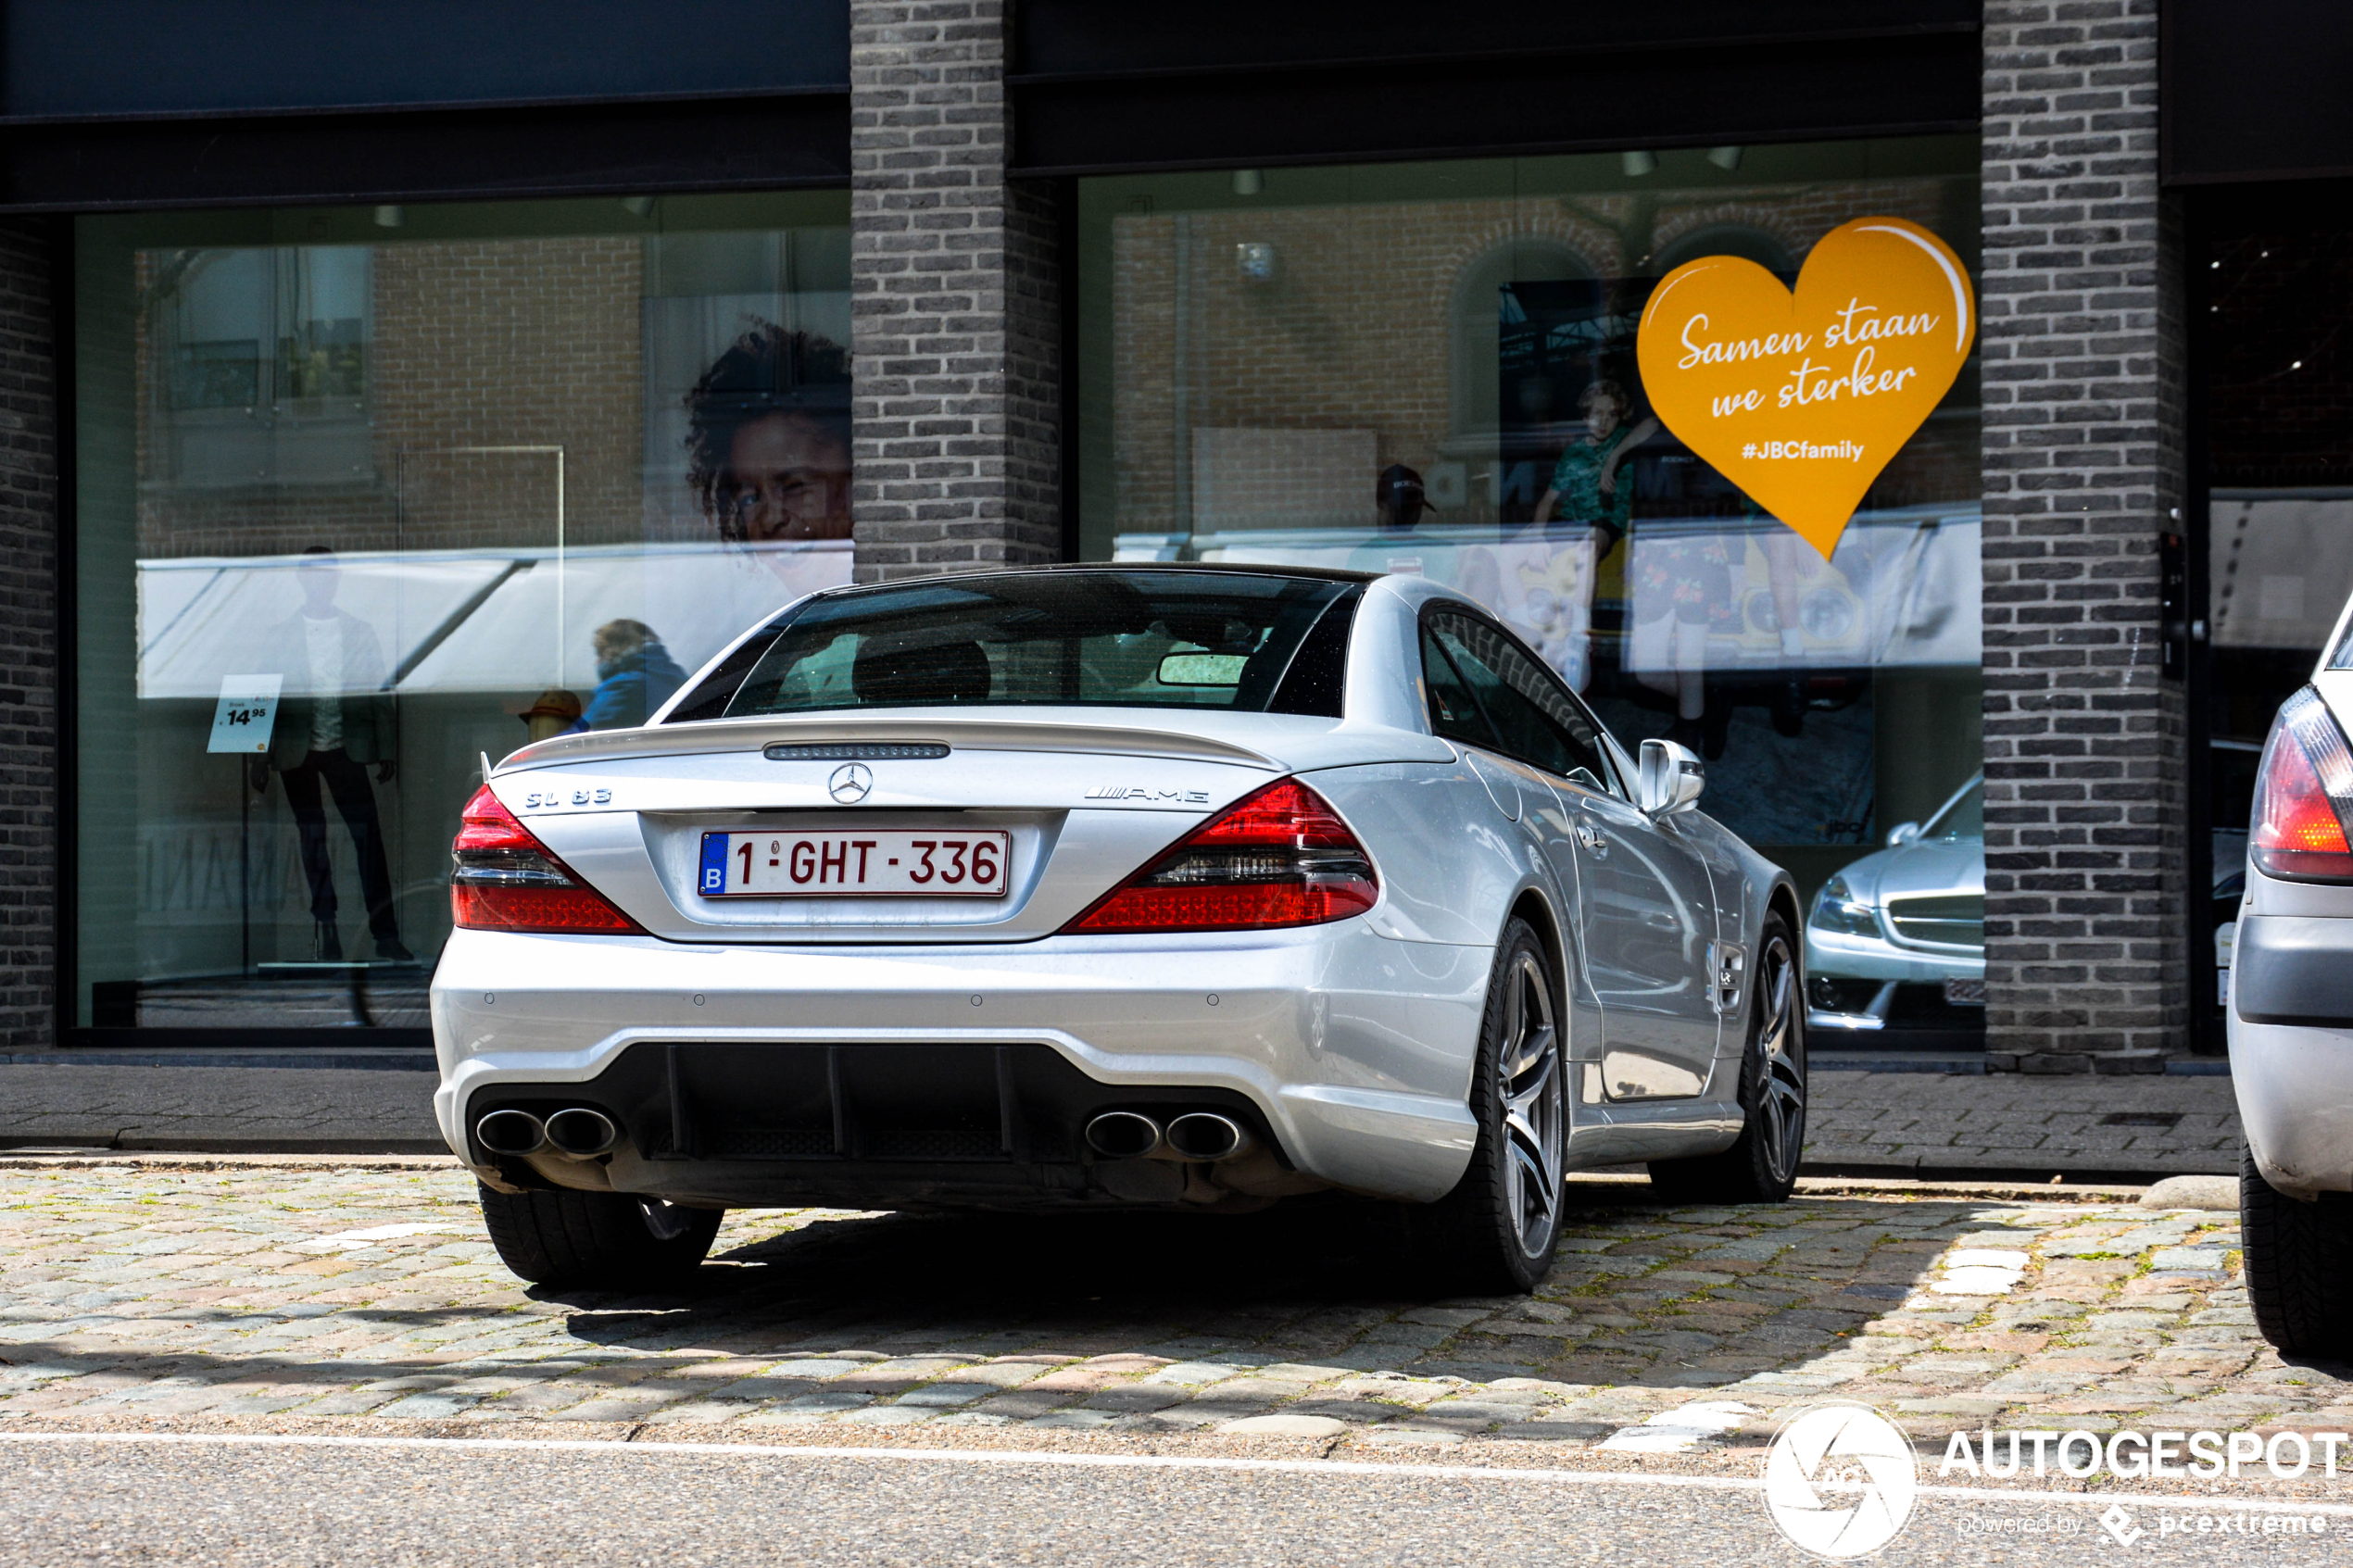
[1680,810,1801,1050]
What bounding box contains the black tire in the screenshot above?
[1414,919,1567,1295]
[1648,914,1806,1204]
[478,1183,724,1288]
[2241,1140,2353,1359]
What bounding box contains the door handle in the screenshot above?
[1574,822,1609,858]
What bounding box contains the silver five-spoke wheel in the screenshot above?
[1501,947,1566,1262]
[1752,933,1806,1192]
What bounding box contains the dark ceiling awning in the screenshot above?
[1010,0,1982,177]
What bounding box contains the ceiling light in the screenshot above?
[620,196,656,219]
[1621,150,1657,177]
[1231,169,1264,196]
[372,206,405,229]
[1705,145,1743,170]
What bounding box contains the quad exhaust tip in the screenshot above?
[544,1107,620,1159]
[1084,1110,1252,1161]
[475,1107,620,1160]
[1164,1112,1250,1161]
[1084,1110,1163,1160]
[475,1109,546,1157]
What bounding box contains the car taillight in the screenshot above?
[2251,686,2353,883]
[1064,777,1378,934]
[449,784,639,933]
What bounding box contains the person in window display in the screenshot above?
[561,619,687,733]
[1529,380,1662,702]
[248,546,412,964]
[686,322,853,568]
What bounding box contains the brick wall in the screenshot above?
[0,221,55,1047]
[133,238,646,558]
[1981,0,2187,1068]
[849,0,1060,579]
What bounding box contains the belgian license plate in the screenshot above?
[698,829,1012,897]
[1944,977,1987,1007]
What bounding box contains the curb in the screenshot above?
[0,1050,437,1071]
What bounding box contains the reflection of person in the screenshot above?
[1377,464,1428,530]
[1530,381,1657,695]
[249,546,411,964]
[686,323,852,569]
[1533,381,1657,553]
[563,620,687,733]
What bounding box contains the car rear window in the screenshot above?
[667,571,1359,721]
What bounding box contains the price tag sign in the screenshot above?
[208,674,283,754]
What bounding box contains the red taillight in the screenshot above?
[1064,778,1378,934]
[2252,689,2353,883]
[449,784,639,933]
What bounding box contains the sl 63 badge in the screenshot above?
[520,787,613,809]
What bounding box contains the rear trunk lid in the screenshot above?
[497,709,1396,941]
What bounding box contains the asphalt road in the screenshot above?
[0,1436,2337,1567]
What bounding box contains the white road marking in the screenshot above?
[0,1432,2347,1515]
[289,1223,467,1254]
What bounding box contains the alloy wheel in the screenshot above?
[1500,949,1566,1261]
[1753,935,1806,1188]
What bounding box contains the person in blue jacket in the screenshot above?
[568,619,687,732]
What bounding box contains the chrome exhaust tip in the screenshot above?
[1164,1112,1251,1161]
[543,1107,620,1159]
[475,1109,547,1157]
[1084,1110,1163,1159]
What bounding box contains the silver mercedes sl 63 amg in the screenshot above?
[431,565,1806,1294]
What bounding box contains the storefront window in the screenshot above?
[1076,139,1985,1043]
[75,194,854,1030]
[2201,223,2353,1024]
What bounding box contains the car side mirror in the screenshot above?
[1637,738,1705,817]
[1885,821,1923,847]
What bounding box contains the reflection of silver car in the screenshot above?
[1804,775,1984,1032]
[432,566,1803,1297]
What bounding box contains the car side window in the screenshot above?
[1420,625,1502,752]
[1427,611,1617,795]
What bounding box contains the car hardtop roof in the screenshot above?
[804,561,1382,598]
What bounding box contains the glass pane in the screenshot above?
[1076,138,1986,1038]
[1420,628,1498,752]
[704,571,1353,717]
[75,194,855,1029]
[1429,612,1610,788]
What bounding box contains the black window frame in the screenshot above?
[1416,601,1628,800]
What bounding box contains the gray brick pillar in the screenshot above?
[0,220,56,1047]
[849,1,1061,581]
[1981,0,2187,1071]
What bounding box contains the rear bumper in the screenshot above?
[2232,915,2353,1025]
[2231,916,2353,1198]
[429,922,1489,1205]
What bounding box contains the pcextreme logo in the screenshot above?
[1762,1403,1919,1558]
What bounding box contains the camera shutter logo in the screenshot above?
[1762,1403,1918,1558]
[828,763,873,803]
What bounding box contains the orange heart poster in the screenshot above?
[1634,217,1975,558]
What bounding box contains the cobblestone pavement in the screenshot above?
[1806,1071,2242,1177]
[0,1159,2340,1459]
[0,1061,2244,1175]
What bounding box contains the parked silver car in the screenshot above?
[2231,589,2353,1355]
[433,566,1804,1294]
[1805,774,1985,1033]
